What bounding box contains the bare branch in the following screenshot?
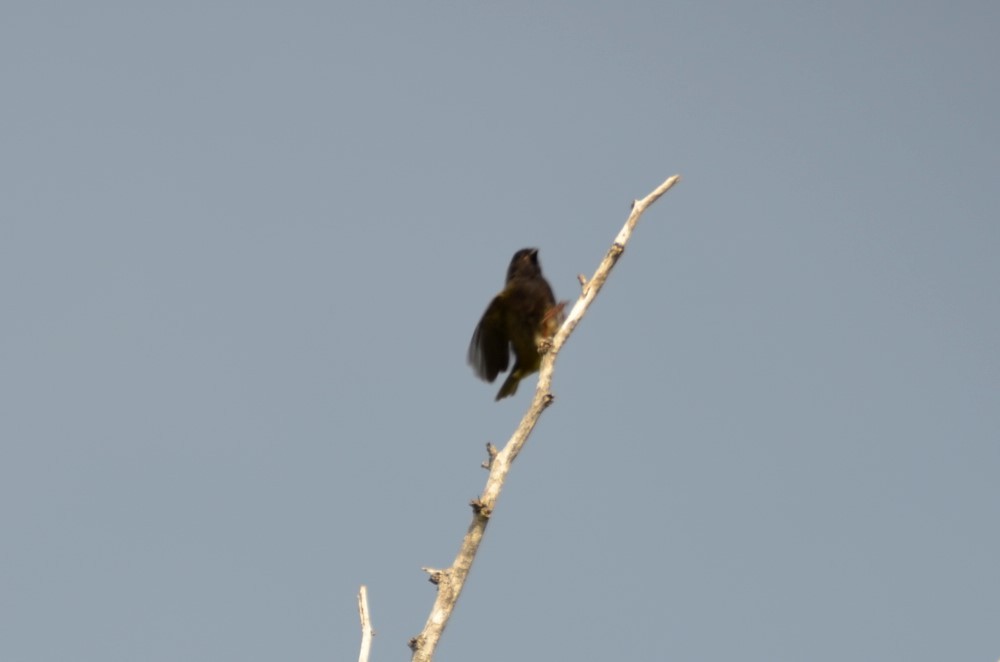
[409,174,681,661]
[357,585,374,662]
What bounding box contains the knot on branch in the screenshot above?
[408,634,425,652]
[470,497,493,518]
[541,393,555,408]
[422,567,448,585]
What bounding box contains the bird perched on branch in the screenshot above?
[468,248,565,400]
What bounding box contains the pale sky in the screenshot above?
[2,3,998,661]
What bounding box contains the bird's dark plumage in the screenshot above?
[468,248,563,400]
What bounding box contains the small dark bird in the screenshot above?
[468,248,564,400]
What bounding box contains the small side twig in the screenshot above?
[481,442,498,469]
[357,585,374,662]
[408,174,681,662]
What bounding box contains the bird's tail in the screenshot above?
[495,372,520,400]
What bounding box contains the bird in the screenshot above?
[468,248,565,400]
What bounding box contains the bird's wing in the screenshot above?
[468,294,510,382]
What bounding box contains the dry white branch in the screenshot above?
[357,585,374,662]
[408,174,681,662]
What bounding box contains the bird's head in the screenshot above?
[506,247,542,282]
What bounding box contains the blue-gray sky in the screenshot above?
[2,2,998,661]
